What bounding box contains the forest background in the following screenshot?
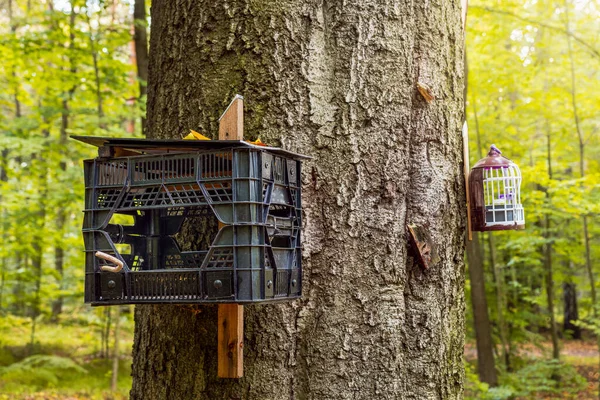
[0,0,598,399]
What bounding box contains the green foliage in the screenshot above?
[0,358,131,399]
[0,0,597,397]
[0,0,142,397]
[503,359,586,397]
[465,361,515,400]
[464,361,493,398]
[0,355,87,391]
[0,315,133,398]
[465,359,587,399]
[0,0,144,325]
[466,0,600,396]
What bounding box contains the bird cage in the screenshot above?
[469,145,524,231]
[74,135,308,306]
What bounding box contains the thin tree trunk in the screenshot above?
[563,276,581,339]
[133,0,148,134]
[31,201,46,349]
[564,2,598,396]
[0,148,8,312]
[12,254,24,315]
[131,1,467,399]
[543,124,559,360]
[126,34,136,134]
[8,0,21,121]
[472,96,483,159]
[564,0,594,311]
[99,309,106,357]
[103,308,112,358]
[472,94,509,371]
[489,234,510,370]
[466,233,498,385]
[111,306,121,392]
[52,3,77,322]
[85,9,105,130]
[0,66,9,309]
[582,218,594,306]
[91,54,104,129]
[466,76,497,386]
[51,242,65,319]
[30,123,49,353]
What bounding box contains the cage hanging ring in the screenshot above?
[95,251,124,273]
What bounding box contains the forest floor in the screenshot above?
[3,315,598,399]
[0,314,134,400]
[465,339,600,399]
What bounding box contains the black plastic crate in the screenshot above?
[80,141,305,305]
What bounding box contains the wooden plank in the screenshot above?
[462,122,473,241]
[217,303,244,378]
[218,94,244,141]
[97,145,140,158]
[217,95,244,378]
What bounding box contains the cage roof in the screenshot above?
[71,135,310,160]
[471,145,517,169]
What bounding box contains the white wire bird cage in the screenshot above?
[469,145,525,231]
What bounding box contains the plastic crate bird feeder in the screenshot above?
[469,145,525,231]
[74,96,308,378]
[76,108,306,304]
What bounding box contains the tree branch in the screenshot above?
[471,5,600,60]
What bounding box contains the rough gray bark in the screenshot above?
[131,1,466,399]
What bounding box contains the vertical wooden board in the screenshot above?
[217,304,244,378]
[217,95,245,378]
[462,122,472,240]
[218,94,244,141]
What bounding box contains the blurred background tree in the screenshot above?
[0,0,145,398]
[465,0,600,398]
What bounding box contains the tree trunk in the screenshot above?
[0,149,8,312]
[563,0,595,315]
[131,1,466,399]
[111,306,121,393]
[85,8,105,130]
[563,279,581,339]
[466,78,496,386]
[30,123,50,352]
[488,233,510,370]
[541,123,559,360]
[466,233,497,386]
[52,4,77,321]
[564,2,598,395]
[133,0,148,135]
[543,214,559,360]
[104,308,112,359]
[472,91,509,369]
